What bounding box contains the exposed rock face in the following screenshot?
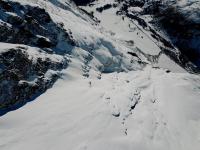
[96,4,113,13]
[0,46,69,114]
[73,0,95,6]
[142,0,200,68]
[114,0,200,73]
[0,0,76,49]
[154,5,200,67]
[0,0,74,114]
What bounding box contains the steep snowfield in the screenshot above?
[0,0,200,150]
[81,0,188,72]
[82,0,161,55]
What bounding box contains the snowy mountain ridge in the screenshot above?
[0,0,200,150]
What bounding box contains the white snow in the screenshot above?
[0,42,20,54]
[0,65,200,150]
[0,43,66,64]
[88,6,161,55]
[157,54,187,73]
[128,6,143,15]
[0,0,200,150]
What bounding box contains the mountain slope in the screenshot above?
[1,64,200,150]
[0,0,200,150]
[0,0,144,112]
[81,0,200,72]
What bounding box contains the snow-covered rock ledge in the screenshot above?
[0,43,70,115]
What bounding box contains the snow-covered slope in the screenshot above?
[81,0,189,72]
[0,0,200,150]
[0,0,145,111]
[1,64,200,150]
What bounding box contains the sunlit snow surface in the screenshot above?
[1,64,200,150]
[0,0,200,150]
